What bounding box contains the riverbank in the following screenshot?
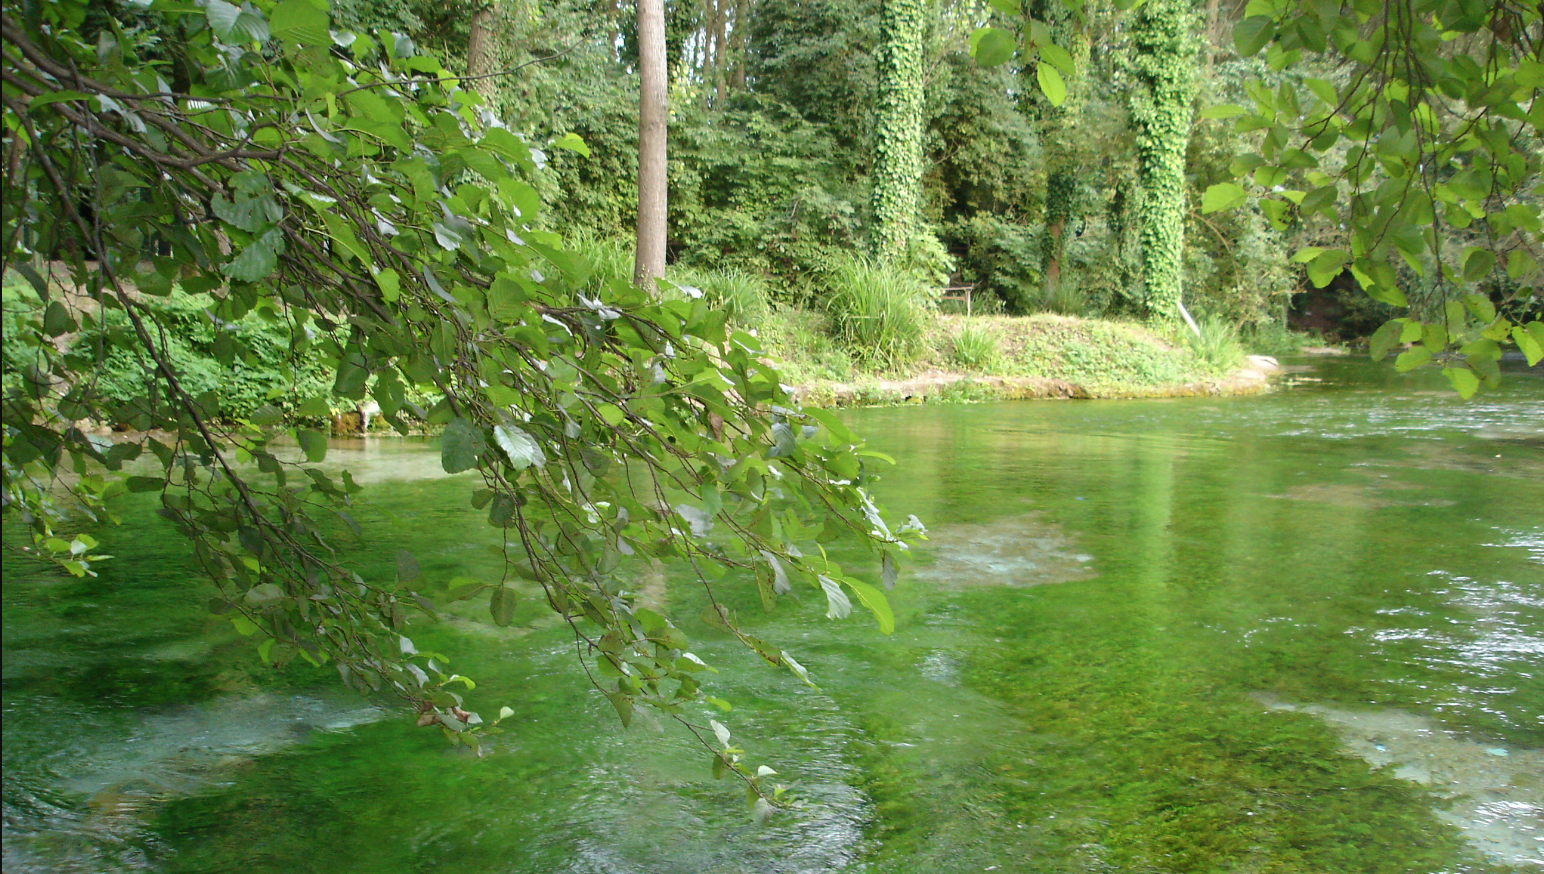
[766,312,1285,408]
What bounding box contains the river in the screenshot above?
[4,356,1541,873]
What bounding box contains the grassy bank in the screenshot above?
[636,250,1295,408]
[760,308,1282,407]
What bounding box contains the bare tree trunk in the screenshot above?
[729,0,749,89]
[634,0,669,288]
[710,0,728,106]
[1202,0,1221,74]
[467,3,498,99]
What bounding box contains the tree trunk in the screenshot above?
[729,0,750,90]
[871,0,926,262]
[710,0,729,107]
[634,0,669,288]
[466,3,498,100]
[1130,0,1198,323]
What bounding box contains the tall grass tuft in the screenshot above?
[1034,277,1087,316]
[569,234,635,293]
[1187,314,1247,373]
[951,320,1001,371]
[667,266,772,324]
[821,255,932,368]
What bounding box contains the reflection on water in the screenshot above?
[3,355,1542,873]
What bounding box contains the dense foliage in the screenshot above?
[1,0,918,804]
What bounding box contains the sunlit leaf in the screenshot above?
[972,27,1016,67]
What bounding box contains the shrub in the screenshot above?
[1032,275,1088,316]
[76,288,334,421]
[569,234,636,293]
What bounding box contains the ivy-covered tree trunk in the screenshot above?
[870,0,926,262]
[635,0,669,286]
[1129,0,1198,322]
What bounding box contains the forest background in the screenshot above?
[335,0,1528,353]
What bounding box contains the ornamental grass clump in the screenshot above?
[951,320,1001,371]
[668,266,772,324]
[822,255,931,369]
[1187,314,1247,374]
[571,235,635,291]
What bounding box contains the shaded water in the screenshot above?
[4,357,1542,872]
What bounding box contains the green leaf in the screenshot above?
[489,585,516,626]
[43,301,75,336]
[819,576,851,620]
[1036,64,1067,107]
[1463,294,1496,324]
[319,212,370,265]
[1200,104,1248,119]
[225,228,283,282]
[606,689,633,727]
[245,583,284,607]
[1369,320,1402,362]
[972,27,1016,67]
[1201,183,1248,213]
[844,578,895,634]
[297,396,332,417]
[375,268,400,303]
[1234,16,1275,56]
[445,578,486,602]
[1394,346,1432,372]
[250,404,284,425]
[1304,77,1338,106]
[270,0,331,47]
[206,0,269,43]
[986,0,1021,15]
[1511,326,1543,366]
[493,425,545,470]
[550,132,590,157]
[1445,367,1479,398]
[441,418,485,474]
[1462,248,1496,282]
[1039,43,1076,76]
[296,429,327,463]
[397,550,420,584]
[1307,249,1349,288]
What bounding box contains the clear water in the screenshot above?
[4,357,1541,873]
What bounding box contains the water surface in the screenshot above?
[4,356,1541,872]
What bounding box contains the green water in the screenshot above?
[4,357,1542,873]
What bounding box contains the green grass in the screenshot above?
[666,266,772,324]
[820,255,932,369]
[568,234,635,293]
[1184,314,1247,375]
[950,320,1000,371]
[1002,317,1205,389]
